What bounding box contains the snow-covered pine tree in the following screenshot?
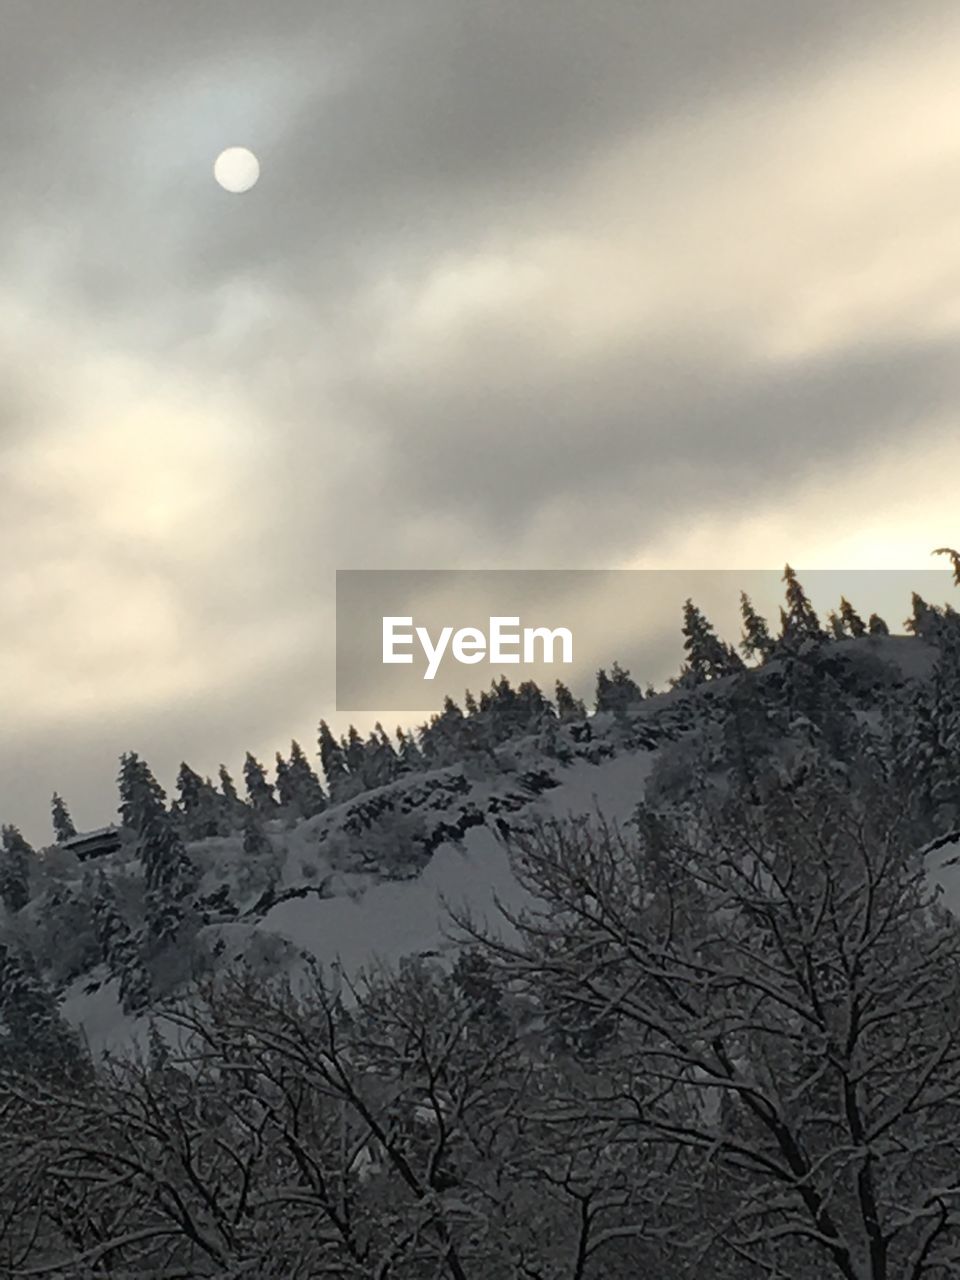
[243,751,278,814]
[471,676,522,744]
[360,728,396,791]
[318,719,351,800]
[340,725,364,777]
[537,704,571,762]
[0,941,88,1084]
[420,697,467,765]
[739,592,774,662]
[242,808,272,858]
[0,824,33,914]
[395,727,425,774]
[174,762,204,816]
[118,753,197,948]
[904,591,939,639]
[838,596,867,638]
[218,764,241,808]
[51,792,77,844]
[513,679,553,735]
[174,763,224,840]
[91,870,151,1013]
[595,661,643,719]
[868,612,890,636]
[778,565,824,650]
[118,751,166,834]
[721,673,779,803]
[274,752,295,809]
[555,680,587,722]
[826,610,845,640]
[212,765,245,835]
[679,599,744,685]
[288,740,327,817]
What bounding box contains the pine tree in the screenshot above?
[118,752,167,834]
[905,592,940,639]
[679,600,744,685]
[779,565,824,649]
[722,674,780,803]
[537,704,571,762]
[595,661,643,719]
[51,792,77,844]
[555,680,587,722]
[174,763,223,839]
[217,764,246,829]
[361,729,397,791]
[868,612,890,636]
[0,942,88,1084]
[838,596,867,638]
[516,680,553,732]
[286,740,328,818]
[0,825,32,914]
[91,871,151,1013]
[739,592,775,662]
[826,610,846,640]
[243,752,278,814]
[274,752,296,808]
[219,764,240,807]
[175,762,204,815]
[318,720,351,798]
[343,725,367,776]
[421,697,467,764]
[892,643,960,831]
[242,808,272,858]
[486,678,527,743]
[118,753,197,947]
[395,727,425,774]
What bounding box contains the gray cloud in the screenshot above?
[1,0,959,841]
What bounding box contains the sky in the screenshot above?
[2,0,960,843]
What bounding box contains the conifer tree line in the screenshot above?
[1,557,955,917]
[14,559,945,864]
[1,555,958,1062]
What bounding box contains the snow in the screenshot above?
[61,969,149,1060]
[263,828,528,976]
[260,752,655,980]
[59,746,656,1054]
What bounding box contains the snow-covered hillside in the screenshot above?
[46,629,948,1059]
[7,576,960,1280]
[61,748,658,1057]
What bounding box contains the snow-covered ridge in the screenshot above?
[1,595,954,1063]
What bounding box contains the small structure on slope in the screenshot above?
[63,826,122,862]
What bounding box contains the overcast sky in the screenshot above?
[3,0,960,843]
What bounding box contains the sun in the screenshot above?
[213,146,260,194]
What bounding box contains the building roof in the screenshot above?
[64,826,121,846]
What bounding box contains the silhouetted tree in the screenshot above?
[51,792,77,844]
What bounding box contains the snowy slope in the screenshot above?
[61,748,656,1057]
[54,632,944,1059]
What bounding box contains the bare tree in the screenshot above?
[458,766,960,1279]
[0,954,672,1278]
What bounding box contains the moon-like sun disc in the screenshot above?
[214,147,260,194]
